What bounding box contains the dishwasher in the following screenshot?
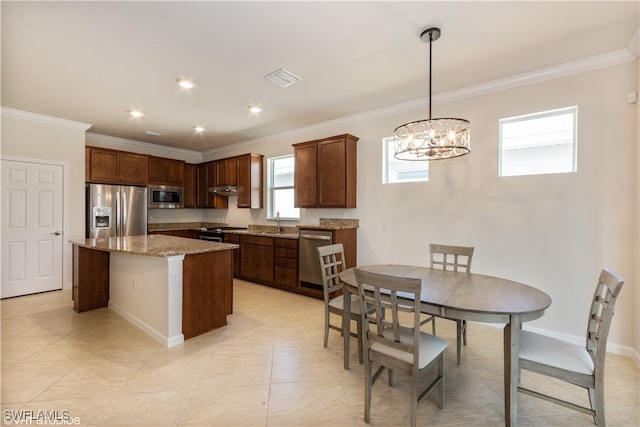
[298,229,333,289]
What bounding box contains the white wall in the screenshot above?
[1,109,90,289]
[203,62,639,358]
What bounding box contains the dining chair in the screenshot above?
[518,268,624,427]
[317,243,364,364]
[354,268,447,427]
[429,243,475,365]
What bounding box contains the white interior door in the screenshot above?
[1,159,64,298]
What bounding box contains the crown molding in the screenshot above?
[204,42,638,156]
[86,132,202,159]
[1,107,92,131]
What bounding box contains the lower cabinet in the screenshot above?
[274,239,298,290]
[239,235,274,284]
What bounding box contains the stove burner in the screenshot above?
[199,226,247,242]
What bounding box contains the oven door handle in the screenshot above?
[299,234,332,241]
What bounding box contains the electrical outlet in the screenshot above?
[383,222,390,232]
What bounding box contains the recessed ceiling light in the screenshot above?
[128,110,143,118]
[194,126,205,133]
[177,79,195,89]
[248,106,262,113]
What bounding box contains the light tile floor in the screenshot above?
[1,279,638,426]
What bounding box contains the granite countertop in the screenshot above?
[70,235,238,257]
[147,222,224,232]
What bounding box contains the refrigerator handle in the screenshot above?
[121,189,127,237]
[116,189,122,238]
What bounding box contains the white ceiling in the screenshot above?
[2,1,638,152]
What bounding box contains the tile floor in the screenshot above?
[1,279,638,426]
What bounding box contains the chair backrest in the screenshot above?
[354,268,422,370]
[429,243,474,272]
[586,268,624,369]
[317,243,346,302]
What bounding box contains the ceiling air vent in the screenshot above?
[264,68,302,87]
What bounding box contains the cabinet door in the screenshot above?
[183,164,197,208]
[236,154,263,209]
[89,148,119,183]
[214,160,226,186]
[240,244,273,282]
[293,144,317,207]
[165,159,184,185]
[317,137,347,207]
[119,152,148,185]
[148,157,166,183]
[225,158,237,186]
[205,162,228,209]
[196,164,209,208]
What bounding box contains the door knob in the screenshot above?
[51,231,61,236]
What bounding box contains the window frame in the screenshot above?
[382,137,429,184]
[499,106,578,177]
[267,154,299,220]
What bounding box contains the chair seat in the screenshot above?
[519,330,594,376]
[329,294,363,315]
[372,329,448,369]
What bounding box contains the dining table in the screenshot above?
[338,264,552,427]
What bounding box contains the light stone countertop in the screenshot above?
[70,235,238,257]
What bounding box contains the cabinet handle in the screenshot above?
[299,234,332,241]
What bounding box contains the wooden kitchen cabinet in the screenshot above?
[274,238,298,289]
[236,153,263,209]
[86,146,148,185]
[223,233,240,277]
[183,163,197,208]
[293,134,358,208]
[215,158,237,186]
[207,162,229,209]
[239,235,274,284]
[148,156,185,186]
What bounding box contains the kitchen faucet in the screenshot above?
[276,211,282,233]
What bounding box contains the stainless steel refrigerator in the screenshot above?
[86,183,147,239]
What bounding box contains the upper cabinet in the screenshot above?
[148,156,185,186]
[183,163,197,208]
[236,153,263,209]
[86,146,148,186]
[215,157,237,187]
[293,134,358,208]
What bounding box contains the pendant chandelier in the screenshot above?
[393,28,470,161]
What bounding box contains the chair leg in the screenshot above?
[364,356,372,423]
[432,317,436,335]
[356,318,364,364]
[590,386,606,427]
[410,376,418,427]
[323,309,330,348]
[456,320,463,365]
[438,352,446,409]
[462,320,467,345]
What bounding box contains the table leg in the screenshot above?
[503,315,521,427]
[343,285,351,370]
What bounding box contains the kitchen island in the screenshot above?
[71,235,238,347]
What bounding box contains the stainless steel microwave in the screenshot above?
[148,185,184,208]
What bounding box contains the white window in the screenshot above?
[267,155,300,219]
[499,106,577,177]
[382,137,429,184]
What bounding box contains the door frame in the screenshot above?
[1,155,69,290]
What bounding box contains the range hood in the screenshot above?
[208,186,237,196]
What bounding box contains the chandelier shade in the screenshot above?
[393,27,471,161]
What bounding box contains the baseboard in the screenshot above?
[108,300,184,348]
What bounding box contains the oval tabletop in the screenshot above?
[339,264,552,317]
